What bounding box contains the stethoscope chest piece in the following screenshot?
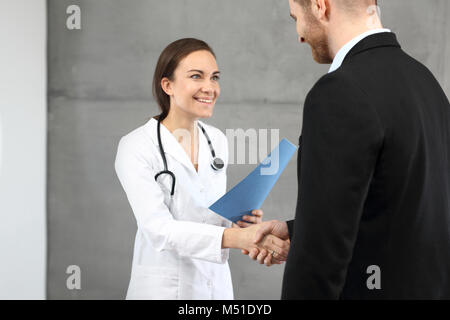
[211,157,224,171]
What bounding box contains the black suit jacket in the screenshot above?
[282,33,450,299]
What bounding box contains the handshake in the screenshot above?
[222,210,290,266]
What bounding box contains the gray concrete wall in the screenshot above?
[47,0,450,299]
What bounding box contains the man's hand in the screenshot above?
[247,220,290,266]
[254,220,289,242]
[231,211,290,266]
[223,221,290,266]
[241,223,290,261]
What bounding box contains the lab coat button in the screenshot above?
[207,280,212,287]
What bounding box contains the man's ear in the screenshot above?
[161,77,173,96]
[311,0,331,22]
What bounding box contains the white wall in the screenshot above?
[0,0,47,299]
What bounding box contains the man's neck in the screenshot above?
[328,15,383,59]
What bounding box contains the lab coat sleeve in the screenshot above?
[114,136,229,264]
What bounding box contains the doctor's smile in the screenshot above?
[189,70,220,107]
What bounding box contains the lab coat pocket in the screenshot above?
[127,265,179,300]
[179,267,212,300]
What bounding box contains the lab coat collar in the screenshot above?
[144,117,208,175]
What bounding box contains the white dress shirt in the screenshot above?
[328,28,391,73]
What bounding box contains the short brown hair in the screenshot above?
[295,0,378,8]
[152,38,216,121]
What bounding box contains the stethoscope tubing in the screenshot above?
[154,117,223,196]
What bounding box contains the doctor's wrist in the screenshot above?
[222,228,242,249]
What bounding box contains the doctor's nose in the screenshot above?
[201,82,216,95]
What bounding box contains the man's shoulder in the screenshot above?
[303,69,383,126]
[311,70,354,89]
[307,70,365,104]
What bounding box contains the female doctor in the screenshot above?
[115,38,289,300]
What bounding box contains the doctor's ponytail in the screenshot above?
[152,38,216,121]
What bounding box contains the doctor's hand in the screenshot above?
[236,209,263,227]
[235,209,264,256]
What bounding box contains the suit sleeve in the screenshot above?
[281,74,384,299]
[287,220,295,239]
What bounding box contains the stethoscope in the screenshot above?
[154,117,224,196]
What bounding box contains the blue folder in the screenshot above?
[209,138,298,222]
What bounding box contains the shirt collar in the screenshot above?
[328,28,391,73]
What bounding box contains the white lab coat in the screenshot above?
[114,118,233,300]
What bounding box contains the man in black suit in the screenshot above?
[247,0,450,299]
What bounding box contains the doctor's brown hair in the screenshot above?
[152,38,216,121]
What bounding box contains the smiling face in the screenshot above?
[289,0,332,64]
[161,50,220,120]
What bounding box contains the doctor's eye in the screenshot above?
[190,74,201,79]
[211,75,220,81]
